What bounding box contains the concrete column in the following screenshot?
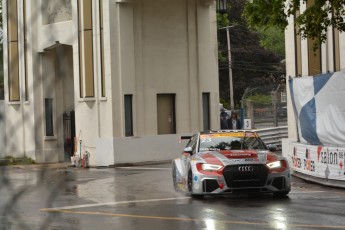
[246,100,254,129]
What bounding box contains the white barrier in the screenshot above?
[92,134,188,167]
[282,139,345,188]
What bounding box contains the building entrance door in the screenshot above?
[157,94,176,134]
[63,110,75,159]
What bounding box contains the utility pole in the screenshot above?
[220,26,234,110]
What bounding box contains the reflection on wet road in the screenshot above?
[1,163,345,229]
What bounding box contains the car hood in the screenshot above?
[195,150,278,166]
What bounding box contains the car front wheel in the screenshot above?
[188,169,203,199]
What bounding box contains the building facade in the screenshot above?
[283,1,345,185]
[284,2,345,142]
[3,0,220,165]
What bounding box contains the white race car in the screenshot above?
[172,130,291,197]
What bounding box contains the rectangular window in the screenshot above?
[8,42,20,101]
[78,0,83,98]
[78,0,94,98]
[99,0,105,97]
[124,95,133,136]
[7,0,20,101]
[83,31,94,97]
[45,98,54,136]
[333,26,340,71]
[294,11,302,77]
[23,0,28,101]
[306,0,321,76]
[202,93,210,130]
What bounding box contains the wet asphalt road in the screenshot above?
[1,163,345,230]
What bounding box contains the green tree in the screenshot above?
[217,0,284,109]
[244,0,345,47]
[256,26,285,59]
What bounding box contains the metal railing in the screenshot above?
[256,126,288,149]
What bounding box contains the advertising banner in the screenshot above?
[289,70,345,147]
[289,142,345,181]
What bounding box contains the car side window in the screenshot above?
[191,135,199,155]
[185,134,198,155]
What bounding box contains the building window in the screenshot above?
[99,0,105,97]
[294,11,302,77]
[333,26,340,71]
[202,93,210,130]
[45,98,54,136]
[7,0,20,101]
[78,0,94,98]
[306,0,321,76]
[23,0,28,101]
[124,95,133,136]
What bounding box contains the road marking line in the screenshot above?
[40,209,345,229]
[116,167,171,170]
[290,190,324,194]
[41,197,190,211]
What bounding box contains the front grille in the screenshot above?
[223,164,268,188]
[202,179,219,192]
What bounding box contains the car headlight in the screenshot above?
[202,164,223,171]
[267,161,282,169]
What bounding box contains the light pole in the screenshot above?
[216,0,227,13]
[220,26,234,110]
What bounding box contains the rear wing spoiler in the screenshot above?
[179,135,192,143]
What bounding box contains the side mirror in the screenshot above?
[183,146,193,154]
[267,144,277,152]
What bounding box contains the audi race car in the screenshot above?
[172,130,291,197]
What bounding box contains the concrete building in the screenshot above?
[3,0,220,166]
[283,2,345,184]
[284,2,345,144]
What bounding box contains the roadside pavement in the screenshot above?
[0,160,71,171]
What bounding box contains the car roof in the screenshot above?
[199,130,257,135]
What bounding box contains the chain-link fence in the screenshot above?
[243,84,287,129]
[219,84,287,130]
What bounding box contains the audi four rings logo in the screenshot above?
[238,166,254,172]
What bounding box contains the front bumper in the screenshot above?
[192,164,291,194]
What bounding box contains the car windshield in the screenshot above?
[199,132,266,151]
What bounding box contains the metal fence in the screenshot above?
[256,126,288,149]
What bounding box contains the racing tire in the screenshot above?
[172,162,178,191]
[187,169,203,199]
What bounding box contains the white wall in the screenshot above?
[0,101,5,158]
[94,134,188,166]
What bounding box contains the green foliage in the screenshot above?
[256,26,285,58]
[217,13,229,64]
[246,93,271,105]
[244,0,288,30]
[1,156,36,165]
[217,13,230,28]
[244,0,345,48]
[217,0,284,108]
